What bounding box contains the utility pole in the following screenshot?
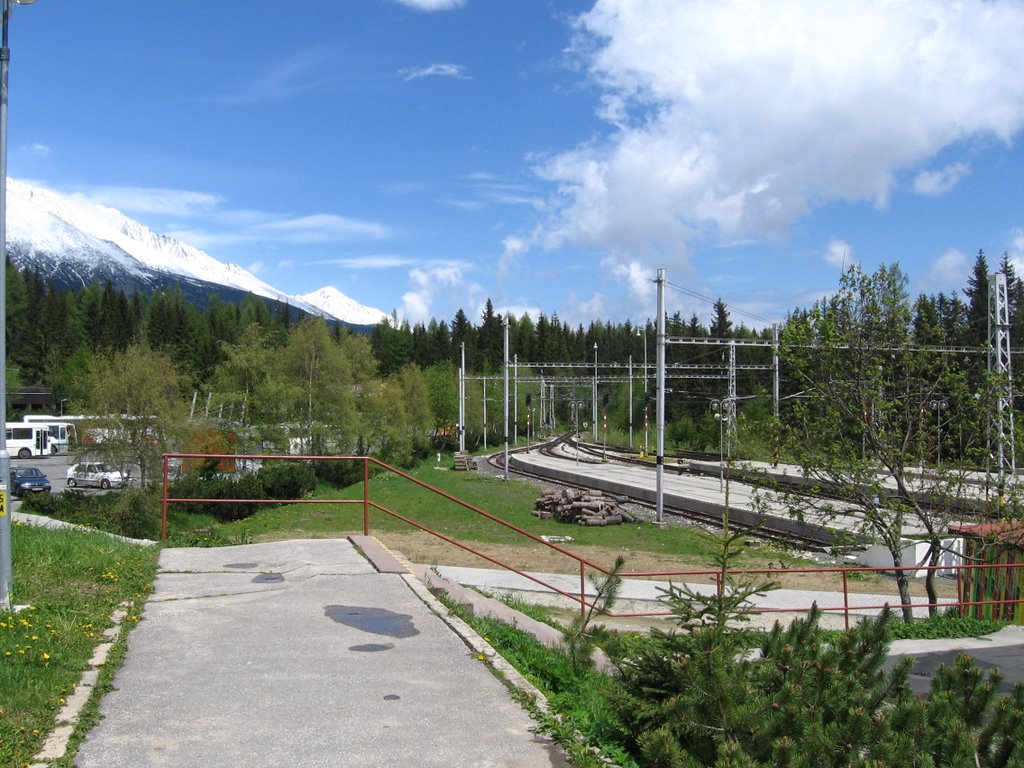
[655,268,666,526]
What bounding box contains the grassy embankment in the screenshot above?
[0,522,158,768]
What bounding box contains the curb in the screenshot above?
[28,603,133,767]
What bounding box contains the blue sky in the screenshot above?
[8,0,1024,330]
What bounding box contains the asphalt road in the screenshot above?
[6,452,131,510]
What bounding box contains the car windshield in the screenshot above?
[13,468,42,478]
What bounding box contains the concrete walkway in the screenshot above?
[433,564,956,630]
[73,539,571,768]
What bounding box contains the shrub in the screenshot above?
[606,533,1024,767]
[257,460,317,499]
[22,487,161,540]
[167,461,318,523]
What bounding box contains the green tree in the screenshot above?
[778,264,982,621]
[280,318,354,454]
[82,342,190,484]
[610,535,1024,767]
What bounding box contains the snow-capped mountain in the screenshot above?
[296,286,391,327]
[4,179,388,328]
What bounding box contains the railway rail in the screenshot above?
[487,433,843,549]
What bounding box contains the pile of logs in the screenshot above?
[533,487,637,526]
[453,452,478,471]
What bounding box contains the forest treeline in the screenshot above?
[5,248,1022,464]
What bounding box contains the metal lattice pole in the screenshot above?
[988,271,1016,490]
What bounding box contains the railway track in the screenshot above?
[487,434,841,549]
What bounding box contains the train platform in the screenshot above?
[509,445,931,540]
[71,538,572,768]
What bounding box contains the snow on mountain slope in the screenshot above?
[5,179,387,326]
[297,286,390,327]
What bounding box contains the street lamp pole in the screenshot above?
[1,0,38,612]
[592,342,598,443]
[637,327,649,454]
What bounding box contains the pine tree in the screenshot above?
[964,248,990,348]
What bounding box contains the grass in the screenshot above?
[166,459,788,569]
[5,456,1013,768]
[0,521,158,768]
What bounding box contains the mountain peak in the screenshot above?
[296,286,390,327]
[5,178,388,327]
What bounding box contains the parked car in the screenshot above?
[10,466,52,497]
[66,462,125,490]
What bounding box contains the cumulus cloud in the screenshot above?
[391,0,466,11]
[914,163,972,196]
[919,248,969,293]
[823,239,855,271]
[536,0,1024,259]
[605,257,657,305]
[401,63,469,81]
[401,262,483,324]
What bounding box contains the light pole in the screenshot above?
[711,399,727,492]
[711,397,733,533]
[637,327,649,454]
[592,342,598,442]
[1,0,37,612]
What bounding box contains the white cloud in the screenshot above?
[76,186,223,217]
[496,303,543,321]
[823,239,854,270]
[314,255,414,269]
[914,163,972,196]
[400,263,482,324]
[605,257,656,305]
[562,291,607,327]
[391,0,466,11]
[219,47,339,104]
[21,142,50,158]
[248,260,267,275]
[536,0,1024,263]
[401,63,469,81]
[919,248,969,293]
[1012,228,1024,257]
[498,236,528,279]
[256,214,391,242]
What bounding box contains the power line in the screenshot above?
[664,279,776,327]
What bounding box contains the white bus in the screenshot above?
[7,417,76,457]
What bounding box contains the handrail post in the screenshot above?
[842,569,850,631]
[579,561,587,622]
[363,458,370,536]
[161,454,169,541]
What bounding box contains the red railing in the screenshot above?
[162,453,1024,629]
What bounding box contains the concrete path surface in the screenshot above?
[73,539,570,768]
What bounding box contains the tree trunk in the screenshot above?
[924,537,942,618]
[891,549,915,623]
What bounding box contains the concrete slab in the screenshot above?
[74,539,570,768]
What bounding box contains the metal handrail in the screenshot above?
[161,453,1024,627]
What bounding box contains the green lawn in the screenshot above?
[1,522,158,768]
[171,461,757,569]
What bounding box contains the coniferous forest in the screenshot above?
[5,248,1023,469]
